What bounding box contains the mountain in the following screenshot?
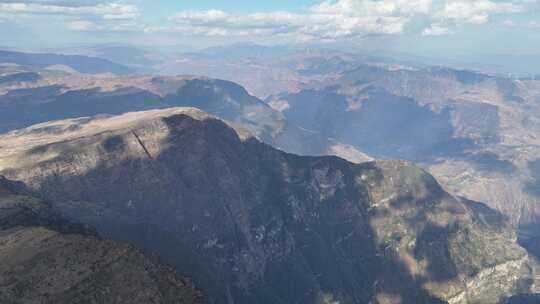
[0,176,202,304]
[57,45,160,71]
[0,107,531,303]
[5,57,540,247]
[160,45,360,98]
[184,43,295,61]
[0,66,370,163]
[0,50,133,75]
[0,72,276,136]
[266,64,540,231]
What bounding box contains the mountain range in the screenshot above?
[0,50,133,75]
[2,47,540,303]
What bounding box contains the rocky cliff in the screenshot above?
[0,175,203,304]
[0,108,531,303]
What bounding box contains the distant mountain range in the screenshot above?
[55,45,160,71]
[0,49,133,75]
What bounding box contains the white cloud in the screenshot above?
[422,23,452,35]
[311,0,433,16]
[145,25,231,36]
[156,0,439,40]
[418,0,528,35]
[67,19,95,30]
[0,1,140,20]
[0,0,533,39]
[155,10,303,38]
[433,0,524,25]
[0,1,108,4]
[154,0,530,40]
[529,20,540,28]
[66,18,141,32]
[502,19,516,26]
[171,9,229,24]
[0,1,141,33]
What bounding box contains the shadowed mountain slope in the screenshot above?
[0,108,531,304]
[0,175,203,304]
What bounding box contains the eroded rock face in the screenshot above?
[0,108,531,303]
[0,176,203,304]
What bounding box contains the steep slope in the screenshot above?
[0,176,203,304]
[0,108,530,304]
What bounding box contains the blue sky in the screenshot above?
[0,0,539,57]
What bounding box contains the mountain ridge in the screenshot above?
[0,50,133,75]
[0,107,531,304]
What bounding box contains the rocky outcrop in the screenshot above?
[0,108,531,303]
[0,176,203,304]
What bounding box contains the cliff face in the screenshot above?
[0,176,203,304]
[0,108,531,304]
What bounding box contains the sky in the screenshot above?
[0,0,539,58]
